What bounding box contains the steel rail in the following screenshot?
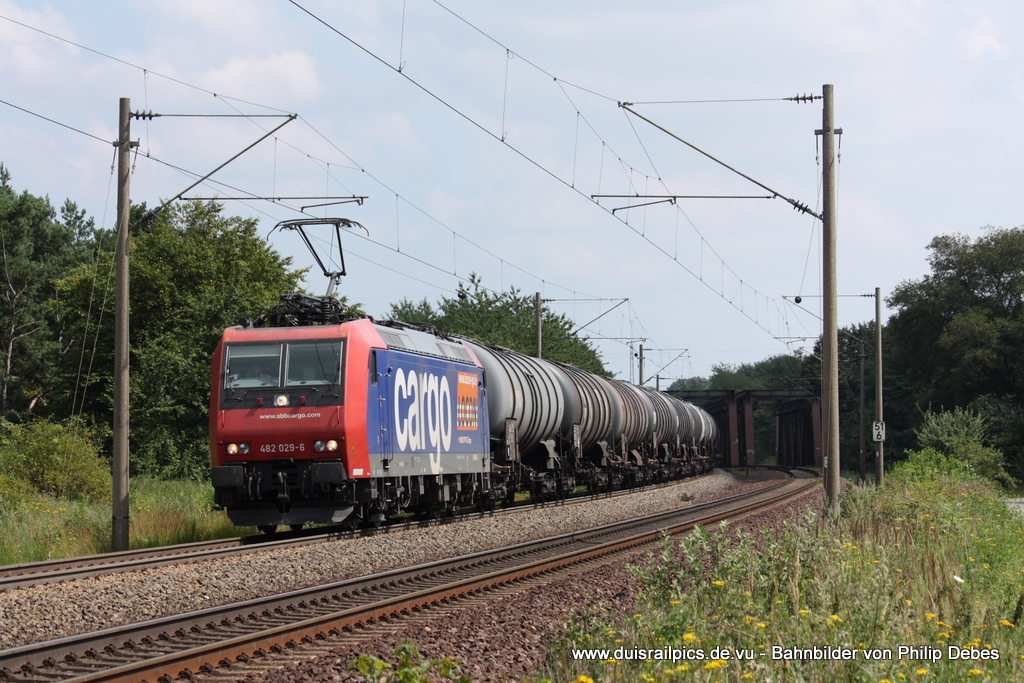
[0,476,694,592]
[0,474,815,682]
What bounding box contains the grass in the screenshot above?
[0,477,255,564]
[540,474,1024,683]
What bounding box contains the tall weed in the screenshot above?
[0,478,251,564]
[545,476,1024,682]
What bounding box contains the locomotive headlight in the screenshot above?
[326,439,338,451]
[226,442,250,456]
[275,394,289,407]
[314,439,339,452]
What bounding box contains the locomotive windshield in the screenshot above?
[285,341,343,386]
[224,340,343,389]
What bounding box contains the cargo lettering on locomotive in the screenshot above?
[393,367,454,470]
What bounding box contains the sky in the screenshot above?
[1,0,1021,384]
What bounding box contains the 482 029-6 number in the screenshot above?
[259,443,305,453]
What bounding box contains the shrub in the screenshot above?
[913,407,1017,489]
[0,471,32,511]
[944,436,1017,489]
[0,419,111,501]
[915,405,987,449]
[892,446,976,482]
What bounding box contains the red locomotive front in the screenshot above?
[209,319,380,531]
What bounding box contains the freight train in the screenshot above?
[210,294,719,532]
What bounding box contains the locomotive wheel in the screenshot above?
[257,525,277,534]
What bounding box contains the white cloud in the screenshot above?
[197,51,322,103]
[957,13,1010,60]
[360,111,426,156]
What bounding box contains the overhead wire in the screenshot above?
[291,1,817,346]
[413,1,817,346]
[0,97,110,144]
[0,25,537,397]
[0,13,293,114]
[3,7,812,374]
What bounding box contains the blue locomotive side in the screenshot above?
[366,347,490,478]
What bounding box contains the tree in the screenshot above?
[0,165,92,417]
[387,274,607,375]
[888,226,1024,477]
[53,201,305,478]
[888,227,1024,407]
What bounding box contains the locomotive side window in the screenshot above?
[285,340,343,386]
[225,343,282,388]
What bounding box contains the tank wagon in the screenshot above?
[210,295,719,532]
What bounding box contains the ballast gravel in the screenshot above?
[0,469,786,651]
[243,484,823,683]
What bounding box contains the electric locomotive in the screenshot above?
[210,295,493,531]
[209,218,719,531]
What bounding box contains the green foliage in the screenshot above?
[945,438,1017,489]
[969,394,1024,481]
[0,165,93,417]
[888,227,1024,478]
[388,273,607,375]
[0,477,251,563]
[912,406,1017,489]
[546,476,1024,682]
[915,405,988,449]
[0,418,110,501]
[704,352,812,392]
[0,471,32,511]
[350,640,470,683]
[53,201,305,478]
[892,446,977,482]
[666,376,709,390]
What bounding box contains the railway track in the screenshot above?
[0,477,693,593]
[0,470,816,683]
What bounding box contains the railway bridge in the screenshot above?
[668,389,821,468]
